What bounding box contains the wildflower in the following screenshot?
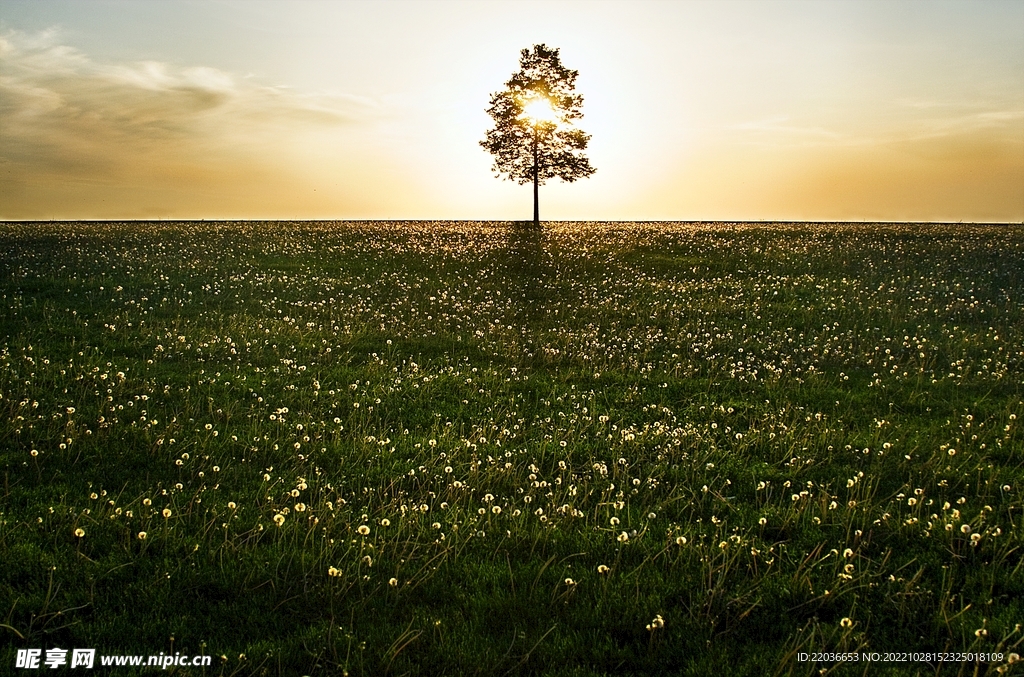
[617,532,629,543]
[840,617,853,628]
[362,555,372,566]
[597,565,610,574]
[137,531,147,540]
[961,524,972,534]
[294,503,306,512]
[228,502,236,510]
[381,518,390,527]
[74,528,85,538]
[273,514,285,526]
[843,548,854,558]
[646,614,665,631]
[610,516,620,526]
[970,533,981,546]
[675,536,687,546]
[328,566,342,577]
[975,628,988,638]
[389,578,399,587]
[491,506,501,515]
[162,508,172,518]
[90,493,98,500]
[358,525,370,536]
[564,578,576,586]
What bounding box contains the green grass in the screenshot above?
[1,220,1022,676]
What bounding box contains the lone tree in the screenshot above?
[480,44,595,227]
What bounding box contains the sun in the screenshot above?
[521,97,559,125]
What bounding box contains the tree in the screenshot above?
[480,44,596,227]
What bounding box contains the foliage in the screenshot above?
[480,44,595,189]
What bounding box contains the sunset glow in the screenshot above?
[0,0,1021,221]
[522,98,559,126]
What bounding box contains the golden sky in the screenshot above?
[1,0,1022,221]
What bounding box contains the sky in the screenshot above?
[1,0,1022,222]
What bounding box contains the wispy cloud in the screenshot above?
[0,28,382,215]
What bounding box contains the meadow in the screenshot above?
[0,220,1021,676]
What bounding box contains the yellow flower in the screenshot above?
[597,565,610,574]
[389,577,399,587]
[273,513,285,527]
[74,528,85,538]
[228,502,236,510]
[675,536,687,546]
[162,508,172,518]
[358,525,370,536]
[841,617,853,628]
[137,531,147,540]
[328,566,342,577]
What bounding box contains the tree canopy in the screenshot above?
[480,44,595,224]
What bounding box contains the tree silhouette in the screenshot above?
[481,44,596,227]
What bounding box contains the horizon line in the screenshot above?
[2,219,1022,226]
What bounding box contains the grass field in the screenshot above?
[1,220,1022,676]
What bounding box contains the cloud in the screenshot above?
[0,28,385,218]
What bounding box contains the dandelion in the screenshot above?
[610,516,620,526]
[74,528,85,538]
[381,519,390,527]
[328,566,342,577]
[137,531,147,540]
[617,531,629,543]
[90,493,98,500]
[358,525,370,536]
[294,503,306,512]
[162,508,172,518]
[491,506,501,515]
[597,565,610,574]
[843,548,854,558]
[961,524,972,534]
[564,578,576,586]
[840,617,853,628]
[389,577,399,587]
[675,536,687,546]
[228,502,236,510]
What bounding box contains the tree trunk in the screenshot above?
[532,127,539,227]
